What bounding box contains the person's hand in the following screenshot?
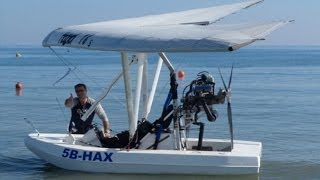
[65,93,74,107]
[103,130,111,138]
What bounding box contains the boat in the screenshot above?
[25,0,291,175]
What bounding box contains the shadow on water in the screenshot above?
[38,164,259,180]
[0,154,258,180]
[31,160,320,180]
[3,154,320,180]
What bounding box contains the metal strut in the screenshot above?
[158,52,181,150]
[134,53,145,125]
[159,52,174,73]
[121,52,135,139]
[144,57,163,119]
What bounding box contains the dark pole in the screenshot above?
[194,122,204,150]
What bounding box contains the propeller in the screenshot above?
[218,63,234,151]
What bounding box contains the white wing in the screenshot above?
[104,0,264,26]
[43,0,292,52]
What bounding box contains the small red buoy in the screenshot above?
[178,70,185,79]
[15,82,23,89]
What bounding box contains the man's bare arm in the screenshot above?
[103,120,111,138]
[94,102,111,137]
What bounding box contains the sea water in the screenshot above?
[0,45,319,179]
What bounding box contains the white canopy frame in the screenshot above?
[80,51,179,144]
[119,52,180,145]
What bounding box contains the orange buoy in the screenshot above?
[15,82,23,89]
[178,70,185,79]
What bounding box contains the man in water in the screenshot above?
[65,83,111,137]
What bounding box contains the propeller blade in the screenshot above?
[228,63,234,89]
[227,102,234,150]
[220,65,234,151]
[218,68,228,91]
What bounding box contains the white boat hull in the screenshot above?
[25,133,261,175]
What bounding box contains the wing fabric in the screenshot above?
[119,0,264,26]
[42,0,291,52]
[70,0,263,27]
[213,21,292,50]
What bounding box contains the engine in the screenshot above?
[181,71,225,123]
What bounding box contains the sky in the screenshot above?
[0,0,319,46]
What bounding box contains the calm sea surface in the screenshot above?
[0,45,319,180]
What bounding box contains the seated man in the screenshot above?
[65,83,110,137]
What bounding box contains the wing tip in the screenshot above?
[245,0,264,9]
[278,19,295,26]
[210,0,264,24]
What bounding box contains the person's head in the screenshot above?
[74,83,87,99]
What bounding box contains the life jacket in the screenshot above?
[69,99,95,134]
